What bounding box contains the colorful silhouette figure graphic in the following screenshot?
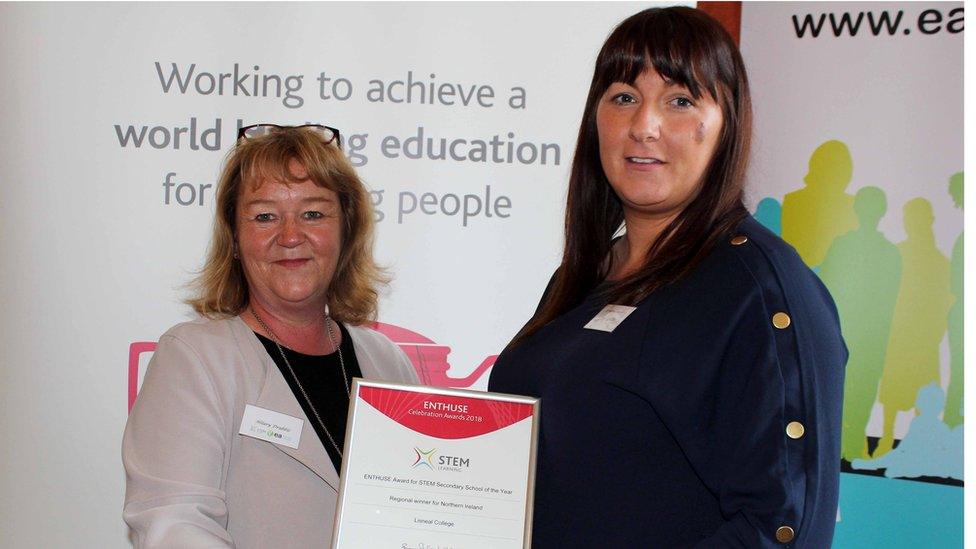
[753,197,782,236]
[945,172,964,428]
[819,186,901,460]
[852,383,963,481]
[781,140,858,268]
[875,198,952,457]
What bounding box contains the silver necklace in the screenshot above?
[249,307,349,457]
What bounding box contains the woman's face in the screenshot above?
[596,69,723,222]
[236,160,343,315]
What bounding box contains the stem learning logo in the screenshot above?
[412,447,436,469]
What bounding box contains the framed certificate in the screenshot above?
[331,379,540,549]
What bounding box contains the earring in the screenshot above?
[233,243,240,259]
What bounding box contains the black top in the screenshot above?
[489,217,847,548]
[256,322,362,472]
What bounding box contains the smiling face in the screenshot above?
[236,160,343,316]
[596,69,724,223]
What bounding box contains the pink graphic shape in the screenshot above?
[371,322,496,388]
[128,342,157,412]
[359,385,534,439]
[127,322,496,411]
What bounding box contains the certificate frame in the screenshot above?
[331,378,540,549]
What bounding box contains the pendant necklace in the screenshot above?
[250,307,349,457]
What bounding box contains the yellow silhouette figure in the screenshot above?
[819,187,901,460]
[945,172,964,427]
[875,198,952,456]
[781,140,858,267]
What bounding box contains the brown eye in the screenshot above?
[611,93,637,105]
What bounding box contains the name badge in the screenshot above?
[239,404,303,449]
[584,304,637,332]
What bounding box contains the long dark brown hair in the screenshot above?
[510,6,752,348]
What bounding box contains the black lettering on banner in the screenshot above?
[947,8,964,34]
[866,11,902,35]
[828,12,864,37]
[792,13,827,38]
[791,7,962,38]
[918,9,943,35]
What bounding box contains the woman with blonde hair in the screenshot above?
[122,124,417,548]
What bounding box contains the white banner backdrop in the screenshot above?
[741,1,963,443]
[742,2,962,252]
[0,3,659,547]
[740,3,963,547]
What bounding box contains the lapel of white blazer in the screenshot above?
[231,316,341,492]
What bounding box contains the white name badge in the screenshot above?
[583,304,637,332]
[238,404,303,449]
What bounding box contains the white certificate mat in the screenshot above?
[332,379,540,549]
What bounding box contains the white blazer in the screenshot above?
[122,315,419,548]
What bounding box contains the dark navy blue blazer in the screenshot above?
[490,216,847,548]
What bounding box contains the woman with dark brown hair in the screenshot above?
[122,125,418,548]
[489,7,846,547]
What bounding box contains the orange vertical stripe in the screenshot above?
[697,1,742,45]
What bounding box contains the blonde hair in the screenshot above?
[186,127,386,325]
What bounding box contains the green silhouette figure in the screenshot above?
[944,172,964,428]
[819,186,901,460]
[781,140,858,268]
[875,198,952,457]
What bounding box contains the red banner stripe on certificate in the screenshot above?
[358,386,534,439]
